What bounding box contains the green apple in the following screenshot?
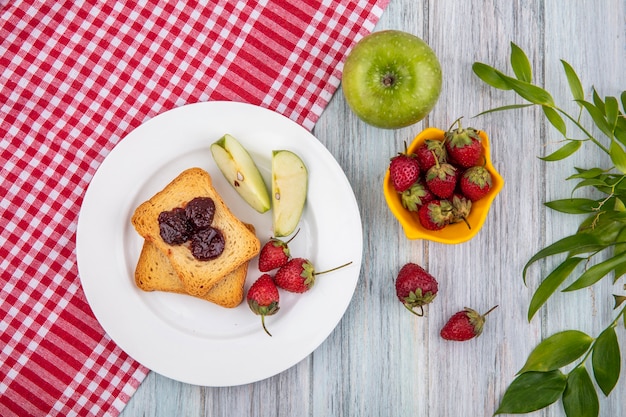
[341,30,442,129]
[272,150,307,237]
[210,134,271,213]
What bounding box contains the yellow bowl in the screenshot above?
[383,127,504,244]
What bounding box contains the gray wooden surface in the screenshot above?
[120,1,626,416]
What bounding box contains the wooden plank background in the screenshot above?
[120,0,626,416]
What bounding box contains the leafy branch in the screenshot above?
[473,42,626,417]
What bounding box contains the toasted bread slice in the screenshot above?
[135,239,248,308]
[131,168,260,296]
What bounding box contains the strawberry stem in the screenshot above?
[482,305,499,317]
[404,303,424,317]
[261,315,272,337]
[314,261,353,276]
[285,228,300,244]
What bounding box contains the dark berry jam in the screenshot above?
[158,208,192,245]
[185,197,215,229]
[190,227,225,260]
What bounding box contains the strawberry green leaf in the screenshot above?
[562,367,599,417]
[528,257,583,321]
[518,330,593,374]
[494,370,566,414]
[540,140,581,162]
[560,60,584,103]
[564,250,626,291]
[523,234,605,283]
[510,42,532,82]
[472,62,512,90]
[544,198,598,214]
[591,326,621,396]
[542,106,567,136]
[497,73,555,106]
[610,141,626,174]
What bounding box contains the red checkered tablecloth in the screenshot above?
[0,0,389,415]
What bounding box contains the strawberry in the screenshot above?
[415,138,447,172]
[417,199,453,230]
[444,119,483,168]
[389,150,420,192]
[460,166,493,201]
[450,193,472,229]
[395,263,438,316]
[275,258,352,293]
[247,274,280,336]
[440,305,498,341]
[258,230,300,272]
[425,160,458,199]
[400,179,435,211]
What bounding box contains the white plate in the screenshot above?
[76,101,362,387]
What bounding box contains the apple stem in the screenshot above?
[314,261,353,276]
[382,73,396,87]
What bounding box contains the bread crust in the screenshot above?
[131,168,260,296]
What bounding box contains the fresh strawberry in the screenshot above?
[417,199,453,230]
[258,230,300,272]
[400,179,435,211]
[460,166,493,201]
[450,193,472,229]
[389,150,420,192]
[415,138,447,171]
[440,305,498,341]
[395,262,438,316]
[275,258,352,293]
[425,160,458,199]
[444,119,483,168]
[247,274,280,336]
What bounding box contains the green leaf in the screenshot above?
[473,103,533,118]
[605,96,619,131]
[472,62,513,90]
[561,60,584,102]
[592,326,621,396]
[540,140,581,161]
[569,167,606,179]
[542,105,567,136]
[544,198,598,214]
[621,90,626,113]
[564,250,626,291]
[523,234,605,283]
[610,141,626,174]
[562,366,599,417]
[592,89,605,114]
[510,42,532,82]
[518,330,593,373]
[498,73,555,106]
[528,257,584,321]
[612,227,626,279]
[579,99,613,138]
[494,370,566,414]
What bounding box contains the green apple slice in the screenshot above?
[272,150,308,237]
[210,134,271,213]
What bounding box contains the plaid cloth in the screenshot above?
[0,0,389,415]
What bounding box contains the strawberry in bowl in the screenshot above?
[383,125,504,244]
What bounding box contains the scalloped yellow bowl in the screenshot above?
[383,127,504,244]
